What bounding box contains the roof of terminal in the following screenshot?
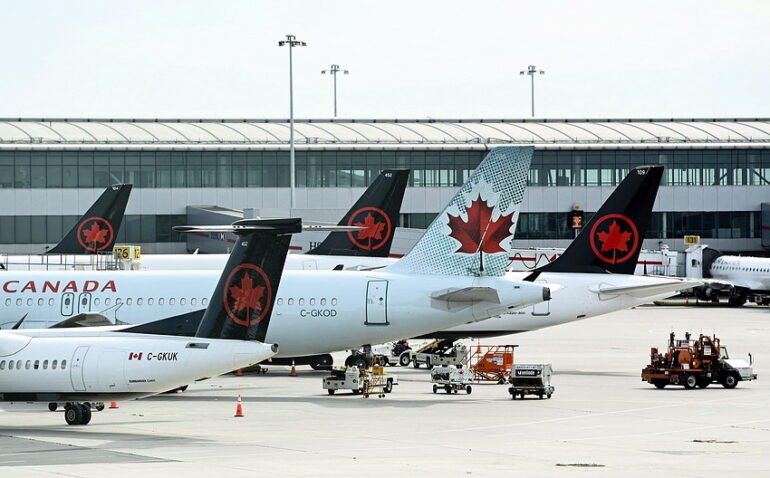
[1,118,769,147]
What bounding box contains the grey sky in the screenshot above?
[1,0,768,119]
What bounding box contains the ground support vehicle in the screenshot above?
[322,366,397,396]
[371,340,412,366]
[508,364,554,399]
[641,332,757,389]
[470,344,517,383]
[430,366,473,394]
[402,339,468,368]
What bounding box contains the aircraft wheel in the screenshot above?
[64,404,83,426]
[79,404,92,425]
[48,402,58,412]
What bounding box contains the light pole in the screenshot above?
[321,64,349,117]
[519,65,545,117]
[278,34,306,209]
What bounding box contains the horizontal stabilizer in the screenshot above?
[593,279,702,298]
[49,313,121,328]
[431,287,501,303]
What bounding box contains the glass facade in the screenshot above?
[2,148,769,189]
[401,211,761,241]
[0,215,186,244]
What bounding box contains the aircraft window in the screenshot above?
[48,298,54,306]
[321,298,327,306]
[61,360,67,370]
[277,298,284,305]
[82,297,88,306]
[0,360,5,370]
[310,298,316,306]
[137,298,143,306]
[299,298,305,306]
[170,298,176,306]
[332,298,338,306]
[191,298,197,306]
[105,298,112,306]
[127,298,133,305]
[16,360,21,370]
[43,360,48,370]
[64,296,71,306]
[52,360,57,370]
[25,360,31,370]
[116,298,123,305]
[38,298,44,306]
[287,298,294,306]
[34,360,40,370]
[148,298,154,305]
[94,298,101,306]
[15,299,21,306]
[159,298,165,305]
[8,361,13,370]
[202,298,208,306]
[26,298,32,306]
[4,298,9,306]
[180,298,186,306]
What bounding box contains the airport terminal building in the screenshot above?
[1,118,769,254]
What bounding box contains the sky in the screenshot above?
[0,0,768,119]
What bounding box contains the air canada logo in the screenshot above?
[223,264,272,327]
[447,194,514,254]
[77,217,114,252]
[589,214,639,264]
[347,207,392,251]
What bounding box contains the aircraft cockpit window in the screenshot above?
[61,360,67,370]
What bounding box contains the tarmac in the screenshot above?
[1,304,769,477]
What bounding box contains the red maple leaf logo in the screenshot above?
[354,213,385,241]
[228,274,265,316]
[596,220,632,254]
[82,222,109,244]
[447,195,514,254]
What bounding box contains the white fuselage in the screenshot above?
[0,329,276,401]
[710,255,770,292]
[0,269,546,357]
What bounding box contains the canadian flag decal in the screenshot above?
[128,352,143,360]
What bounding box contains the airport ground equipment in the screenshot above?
[371,340,412,366]
[641,332,757,389]
[322,366,397,396]
[431,366,473,394]
[508,364,554,399]
[402,339,468,368]
[469,344,517,383]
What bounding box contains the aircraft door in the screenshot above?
[77,292,92,313]
[531,279,550,316]
[70,346,90,392]
[365,280,388,325]
[61,292,75,316]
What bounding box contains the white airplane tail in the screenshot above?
[386,146,533,277]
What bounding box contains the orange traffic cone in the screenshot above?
[235,368,243,376]
[234,395,244,417]
[289,360,298,377]
[109,401,119,409]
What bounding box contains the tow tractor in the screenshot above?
[641,332,757,389]
[431,366,473,394]
[402,339,468,369]
[371,340,412,366]
[322,366,398,397]
[508,364,554,399]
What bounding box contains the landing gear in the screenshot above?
[310,354,334,371]
[48,402,58,412]
[344,345,373,370]
[63,402,95,425]
[728,293,747,307]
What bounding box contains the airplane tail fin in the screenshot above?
[537,166,663,274]
[385,147,533,277]
[188,218,300,342]
[47,184,132,254]
[306,169,410,257]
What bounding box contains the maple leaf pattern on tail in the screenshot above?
[229,274,265,315]
[596,220,632,263]
[354,213,385,241]
[447,195,514,254]
[82,222,109,244]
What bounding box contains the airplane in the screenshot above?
[424,165,702,340]
[0,217,303,425]
[0,147,552,368]
[700,255,770,306]
[1,184,132,270]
